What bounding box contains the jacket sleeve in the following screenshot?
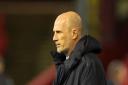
[80,60,98,85]
[80,53,106,85]
[80,57,107,85]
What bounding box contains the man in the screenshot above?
[51,11,106,85]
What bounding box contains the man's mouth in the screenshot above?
[56,44,60,47]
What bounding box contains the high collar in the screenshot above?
[51,35,101,66]
[70,35,101,59]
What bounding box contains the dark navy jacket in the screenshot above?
[51,35,107,85]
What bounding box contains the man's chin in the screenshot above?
[57,49,67,55]
[57,49,64,53]
[57,50,62,53]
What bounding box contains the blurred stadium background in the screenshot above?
[0,0,128,85]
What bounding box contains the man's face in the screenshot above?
[53,18,72,54]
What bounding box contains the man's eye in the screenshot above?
[56,31,62,33]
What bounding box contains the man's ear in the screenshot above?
[72,28,78,40]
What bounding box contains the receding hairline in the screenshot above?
[55,11,82,29]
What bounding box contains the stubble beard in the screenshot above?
[57,47,68,56]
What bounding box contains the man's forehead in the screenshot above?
[55,16,66,25]
[53,24,63,31]
[53,18,66,30]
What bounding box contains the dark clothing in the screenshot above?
[0,74,6,85]
[51,35,107,85]
[0,74,14,85]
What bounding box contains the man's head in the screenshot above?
[53,11,82,56]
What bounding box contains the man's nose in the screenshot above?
[53,33,57,41]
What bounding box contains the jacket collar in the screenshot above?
[51,35,101,67]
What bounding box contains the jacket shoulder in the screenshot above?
[79,53,106,85]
